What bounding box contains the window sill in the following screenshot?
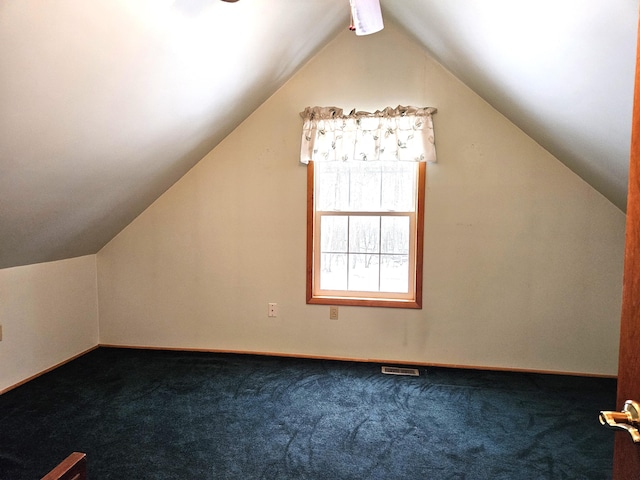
[307,295,422,309]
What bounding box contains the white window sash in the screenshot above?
[313,210,417,300]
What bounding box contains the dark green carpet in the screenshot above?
[0,347,616,479]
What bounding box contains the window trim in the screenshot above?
[306,160,425,309]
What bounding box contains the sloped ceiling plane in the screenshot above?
[0,0,637,269]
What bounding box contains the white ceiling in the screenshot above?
[0,0,637,269]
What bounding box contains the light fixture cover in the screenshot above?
[350,0,384,36]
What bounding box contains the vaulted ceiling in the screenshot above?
[1,0,637,269]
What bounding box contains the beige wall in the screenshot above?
[0,255,99,392]
[97,22,626,375]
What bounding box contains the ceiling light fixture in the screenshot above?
[217,0,383,36]
[349,0,384,36]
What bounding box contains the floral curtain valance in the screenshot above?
[299,105,437,164]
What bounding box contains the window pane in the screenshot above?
[380,255,409,293]
[320,253,347,290]
[348,254,380,292]
[380,216,410,254]
[348,162,381,211]
[320,216,348,253]
[349,216,380,253]
[380,162,416,211]
[316,162,349,210]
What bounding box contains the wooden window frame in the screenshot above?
[306,160,426,309]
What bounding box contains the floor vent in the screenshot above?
[381,366,420,376]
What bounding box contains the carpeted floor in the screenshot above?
[0,347,616,479]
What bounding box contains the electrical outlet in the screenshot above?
[268,303,278,317]
[329,306,339,320]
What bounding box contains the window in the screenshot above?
[307,160,426,308]
[300,105,436,309]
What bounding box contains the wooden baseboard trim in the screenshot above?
[0,346,99,396]
[98,344,617,379]
[1,343,615,396]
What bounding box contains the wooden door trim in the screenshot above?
[613,11,640,480]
